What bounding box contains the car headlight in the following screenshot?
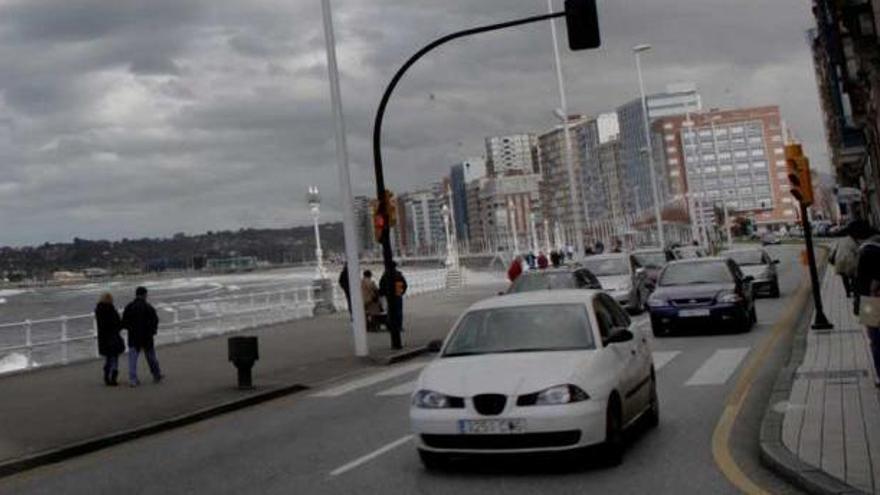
[648,294,666,307]
[412,390,464,409]
[516,384,590,406]
[717,291,743,303]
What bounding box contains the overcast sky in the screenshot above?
[0,0,826,246]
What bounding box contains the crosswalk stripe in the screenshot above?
[311,362,426,398]
[652,351,681,371]
[684,348,751,386]
[376,380,417,397]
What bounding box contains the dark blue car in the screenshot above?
[647,257,756,337]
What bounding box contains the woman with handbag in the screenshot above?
[855,227,880,386]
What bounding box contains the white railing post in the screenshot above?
[193,299,201,320]
[60,316,69,364]
[173,308,181,343]
[93,315,100,358]
[24,319,32,369]
[294,290,301,318]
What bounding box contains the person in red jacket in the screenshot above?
[507,256,524,282]
[537,252,549,269]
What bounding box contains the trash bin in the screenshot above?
[228,336,259,389]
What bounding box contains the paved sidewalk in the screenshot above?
[780,270,880,493]
[0,281,503,469]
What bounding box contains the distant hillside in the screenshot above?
[0,223,345,280]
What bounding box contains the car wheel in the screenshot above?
[646,370,659,429]
[603,399,624,467]
[770,281,781,298]
[418,449,449,471]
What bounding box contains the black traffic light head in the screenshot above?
[565,0,601,50]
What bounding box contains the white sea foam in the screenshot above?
[0,353,29,374]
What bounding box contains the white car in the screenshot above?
[410,290,657,469]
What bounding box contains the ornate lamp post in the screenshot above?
[307,186,327,280]
[441,204,454,268]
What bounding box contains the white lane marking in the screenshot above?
[330,435,414,477]
[652,350,681,371]
[376,380,417,397]
[311,362,426,398]
[684,348,751,386]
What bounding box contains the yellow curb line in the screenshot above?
[711,256,817,494]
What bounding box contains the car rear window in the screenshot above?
[508,272,577,292]
[659,261,733,286]
[443,304,595,357]
[724,250,764,266]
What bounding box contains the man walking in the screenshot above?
[122,286,162,386]
[338,262,351,317]
[380,262,407,350]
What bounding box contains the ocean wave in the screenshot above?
[0,352,30,374]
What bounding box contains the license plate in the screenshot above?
[458,419,526,434]
[679,308,710,317]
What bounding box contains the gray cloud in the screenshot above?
[0,0,829,246]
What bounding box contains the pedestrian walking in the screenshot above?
[122,287,162,387]
[95,293,125,386]
[537,252,549,269]
[594,241,605,254]
[855,228,880,386]
[550,250,562,268]
[832,221,866,298]
[361,270,383,332]
[507,256,524,282]
[380,263,407,349]
[338,263,351,317]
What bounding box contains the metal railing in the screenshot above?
[0,269,450,373]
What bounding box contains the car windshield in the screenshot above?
[442,304,595,357]
[633,252,668,268]
[581,257,628,276]
[508,270,599,292]
[724,250,764,266]
[674,247,704,259]
[659,261,733,286]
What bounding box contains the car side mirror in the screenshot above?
[426,339,443,353]
[604,328,634,346]
[772,259,780,265]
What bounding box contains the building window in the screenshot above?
[703,166,717,173]
[782,197,793,204]
[734,150,748,159]
[667,146,677,154]
[731,126,744,135]
[752,161,767,169]
[718,152,731,161]
[736,163,750,171]
[670,169,680,177]
[720,165,734,172]
[703,154,716,161]
[665,134,675,142]
[771,135,783,142]
[663,122,674,130]
[777,171,788,179]
[784,209,795,216]
[751,149,765,157]
[774,147,784,155]
[739,187,752,195]
[669,158,680,165]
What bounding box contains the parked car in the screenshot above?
[647,257,757,336]
[722,248,780,298]
[632,248,675,290]
[672,245,707,260]
[761,232,781,245]
[505,267,601,294]
[412,290,657,469]
[579,253,650,313]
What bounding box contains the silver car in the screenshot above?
[722,248,780,298]
[579,253,650,313]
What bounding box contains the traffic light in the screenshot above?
[785,143,814,206]
[564,0,601,50]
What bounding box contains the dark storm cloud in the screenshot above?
[0,0,827,246]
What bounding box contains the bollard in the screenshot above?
[228,336,259,389]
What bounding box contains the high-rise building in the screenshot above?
[353,195,375,255]
[398,189,445,255]
[598,139,625,227]
[485,134,538,176]
[467,174,542,253]
[617,83,703,216]
[653,106,794,226]
[449,158,486,245]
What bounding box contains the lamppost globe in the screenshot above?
[306,185,326,280]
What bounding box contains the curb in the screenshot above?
[758,255,868,495]
[0,382,308,480]
[377,345,431,365]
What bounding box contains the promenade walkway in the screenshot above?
[0,281,504,470]
[779,270,880,493]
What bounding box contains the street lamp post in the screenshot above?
[307,186,327,280]
[442,204,454,268]
[508,198,520,255]
[633,43,665,248]
[549,0,585,260]
[543,218,552,253]
[529,212,539,254]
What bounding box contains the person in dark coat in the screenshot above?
[550,250,562,268]
[122,286,162,386]
[380,262,407,350]
[855,230,880,386]
[338,263,351,317]
[95,292,125,386]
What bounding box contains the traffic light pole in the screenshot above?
[371,11,566,350]
[800,202,833,330]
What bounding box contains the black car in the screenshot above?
[647,257,757,336]
[506,267,601,294]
